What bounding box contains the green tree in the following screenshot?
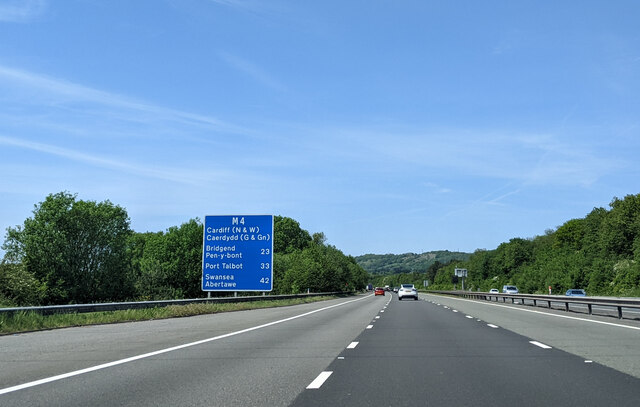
[496,238,534,275]
[280,249,319,293]
[2,192,133,304]
[421,194,640,296]
[274,224,367,294]
[601,195,640,259]
[274,216,312,254]
[132,219,203,300]
[0,262,47,306]
[426,260,442,285]
[554,218,585,251]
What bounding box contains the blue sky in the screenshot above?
[1,0,639,257]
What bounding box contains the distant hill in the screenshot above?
[355,251,471,275]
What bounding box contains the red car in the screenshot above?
[374,287,385,296]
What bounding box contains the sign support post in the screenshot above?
[454,268,468,291]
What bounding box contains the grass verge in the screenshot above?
[0,296,337,336]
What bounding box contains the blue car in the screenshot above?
[565,289,586,297]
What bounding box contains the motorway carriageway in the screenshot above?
[1,293,640,406]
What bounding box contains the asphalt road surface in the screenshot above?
[292,294,640,406]
[2,293,639,406]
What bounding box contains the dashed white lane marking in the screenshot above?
[425,294,640,331]
[366,324,374,329]
[530,341,552,349]
[338,357,345,360]
[375,316,380,319]
[452,310,458,313]
[347,342,359,349]
[465,315,474,319]
[585,360,593,363]
[487,324,499,328]
[307,371,333,389]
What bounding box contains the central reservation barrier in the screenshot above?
[427,290,640,320]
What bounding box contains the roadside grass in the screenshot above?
[0,296,337,335]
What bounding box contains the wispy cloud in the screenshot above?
[218,52,287,92]
[0,64,247,134]
[0,135,221,185]
[0,0,46,23]
[207,0,285,17]
[0,65,277,191]
[480,184,522,206]
[208,0,256,11]
[321,126,621,188]
[423,182,452,194]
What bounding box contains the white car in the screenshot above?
[398,284,418,300]
[489,288,499,293]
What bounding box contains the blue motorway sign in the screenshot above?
[202,215,273,292]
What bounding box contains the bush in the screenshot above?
[0,262,46,306]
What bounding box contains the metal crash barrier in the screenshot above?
[0,292,355,316]
[427,290,640,320]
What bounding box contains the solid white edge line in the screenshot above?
[306,371,332,389]
[347,342,359,349]
[425,294,640,331]
[530,341,552,349]
[0,295,370,396]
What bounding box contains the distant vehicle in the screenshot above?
[367,284,373,291]
[489,288,499,294]
[393,287,399,292]
[398,284,418,300]
[565,289,586,297]
[384,285,390,291]
[374,287,385,296]
[502,285,519,294]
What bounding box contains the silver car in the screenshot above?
[398,284,418,300]
[565,289,586,297]
[502,285,518,294]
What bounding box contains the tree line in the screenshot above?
[0,192,368,306]
[426,194,640,296]
[355,251,471,275]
